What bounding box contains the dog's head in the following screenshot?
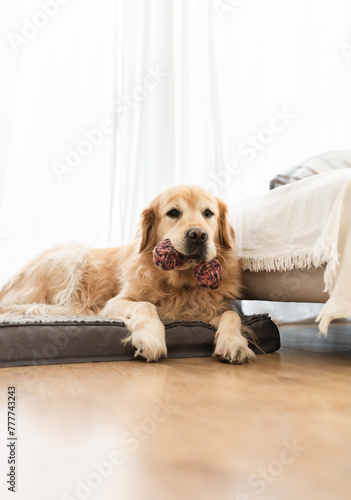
[138,186,235,268]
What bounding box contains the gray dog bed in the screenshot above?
[0,314,280,367]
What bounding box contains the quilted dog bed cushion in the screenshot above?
[0,314,280,367]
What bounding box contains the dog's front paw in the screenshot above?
[125,323,167,362]
[133,336,167,362]
[213,331,255,364]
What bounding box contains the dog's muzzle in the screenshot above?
[184,227,208,260]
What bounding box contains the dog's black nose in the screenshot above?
[186,228,208,243]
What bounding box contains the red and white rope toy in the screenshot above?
[152,239,223,290]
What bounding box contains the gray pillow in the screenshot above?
[0,314,280,367]
[270,150,351,189]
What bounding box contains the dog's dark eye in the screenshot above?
[203,209,213,218]
[167,208,181,219]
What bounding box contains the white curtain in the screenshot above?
[110,0,222,245]
[0,0,118,285]
[1,0,351,323]
[111,0,351,245]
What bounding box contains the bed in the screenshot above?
[231,169,351,334]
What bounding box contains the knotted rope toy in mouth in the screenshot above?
[152,239,223,289]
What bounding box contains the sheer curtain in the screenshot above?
[111,0,351,244]
[0,0,118,285]
[109,0,222,245]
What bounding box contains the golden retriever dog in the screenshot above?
[0,186,255,364]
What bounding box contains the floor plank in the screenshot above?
[0,322,350,500]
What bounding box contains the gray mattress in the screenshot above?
[0,314,280,367]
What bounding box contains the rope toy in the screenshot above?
[152,239,223,289]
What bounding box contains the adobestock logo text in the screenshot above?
[8,0,73,53]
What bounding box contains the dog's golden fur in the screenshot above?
[0,186,255,363]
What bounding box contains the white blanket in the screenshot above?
[230,169,351,335]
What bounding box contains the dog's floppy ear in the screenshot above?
[139,206,158,253]
[217,200,235,250]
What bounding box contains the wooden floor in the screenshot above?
[1,322,351,500]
